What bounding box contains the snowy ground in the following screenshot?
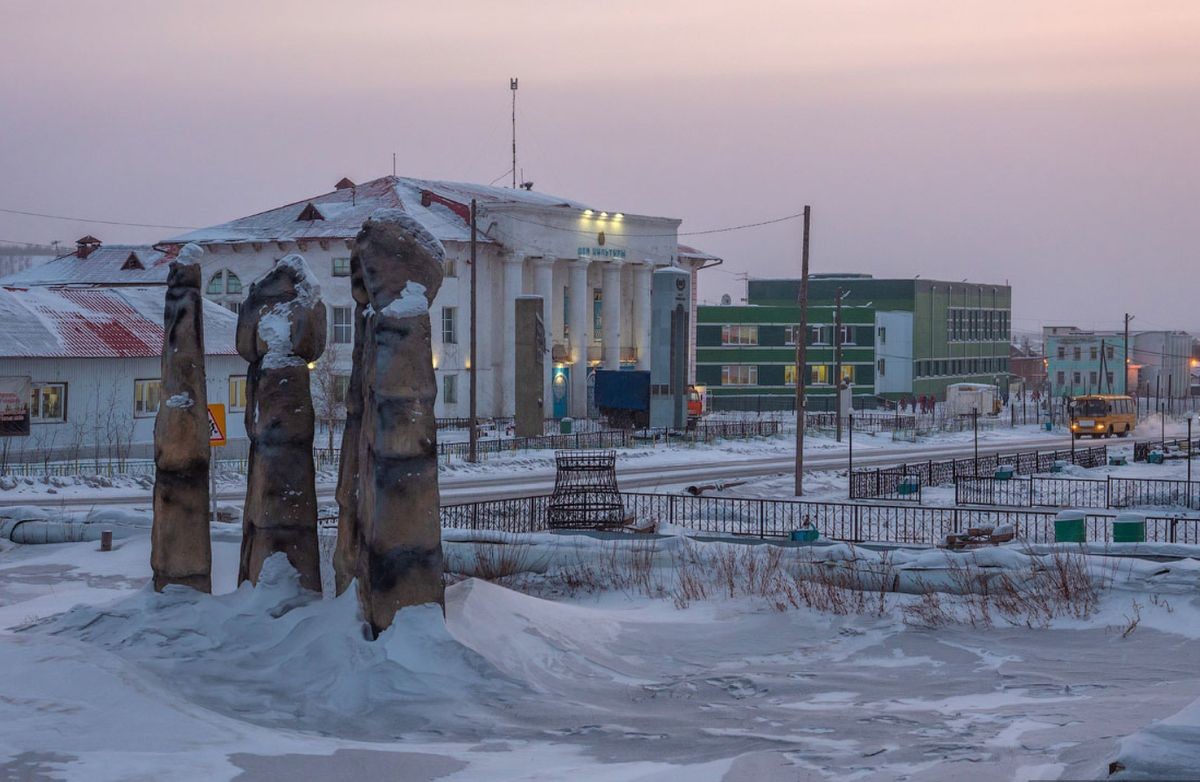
[0,419,1145,504]
[1,521,1199,780]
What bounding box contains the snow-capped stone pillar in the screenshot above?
[601,260,624,370]
[533,257,556,415]
[235,254,326,592]
[568,259,592,418]
[151,243,212,594]
[334,209,444,637]
[633,262,653,371]
[501,252,525,417]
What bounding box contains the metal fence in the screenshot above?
[432,491,1200,545]
[849,468,923,502]
[955,475,1200,512]
[1133,436,1200,462]
[852,444,1107,499]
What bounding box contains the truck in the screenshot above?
[594,369,651,429]
[594,370,705,429]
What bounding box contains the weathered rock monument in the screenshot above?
[334,209,445,636]
[151,243,213,593]
[236,255,327,591]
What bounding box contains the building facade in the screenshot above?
[1043,327,1193,401]
[167,176,716,420]
[696,275,1012,409]
[0,284,245,460]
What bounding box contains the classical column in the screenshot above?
[568,259,591,418]
[601,260,623,370]
[501,252,525,417]
[533,257,556,416]
[632,262,653,371]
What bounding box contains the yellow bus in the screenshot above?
[1069,394,1136,439]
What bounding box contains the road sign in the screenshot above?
[208,403,227,447]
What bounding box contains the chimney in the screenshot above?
[75,235,101,259]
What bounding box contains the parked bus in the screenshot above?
[1068,394,1136,439]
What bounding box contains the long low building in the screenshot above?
[0,283,245,461]
[166,175,719,419]
[696,274,1013,410]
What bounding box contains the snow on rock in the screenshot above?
[271,252,321,305]
[379,281,429,319]
[41,554,517,739]
[369,207,445,263]
[175,242,203,265]
[255,253,322,370]
[165,392,194,409]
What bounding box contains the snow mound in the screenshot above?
[1111,693,1200,779]
[369,207,446,262]
[41,555,518,739]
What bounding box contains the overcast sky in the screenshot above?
[2,0,1197,334]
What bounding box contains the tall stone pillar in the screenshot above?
[533,257,556,416]
[633,263,653,371]
[601,260,624,370]
[236,254,326,592]
[568,260,592,418]
[151,243,212,593]
[514,296,545,437]
[334,209,445,637]
[501,252,525,417]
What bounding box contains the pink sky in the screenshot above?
[2,0,1198,333]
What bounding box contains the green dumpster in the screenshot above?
[790,528,819,543]
[995,464,1014,481]
[560,417,573,434]
[897,478,920,496]
[1113,513,1146,543]
[1054,510,1086,543]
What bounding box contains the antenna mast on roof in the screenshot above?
[510,77,518,189]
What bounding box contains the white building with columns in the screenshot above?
[167,176,717,419]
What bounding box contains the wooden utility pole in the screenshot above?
[793,205,811,496]
[834,286,845,443]
[468,199,479,463]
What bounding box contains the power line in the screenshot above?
[0,207,197,230]
[498,209,808,239]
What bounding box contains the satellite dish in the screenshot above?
[720,293,732,306]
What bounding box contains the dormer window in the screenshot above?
[297,202,325,221]
[207,269,243,296]
[121,252,144,271]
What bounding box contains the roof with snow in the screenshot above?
[167,176,595,246]
[677,244,722,263]
[0,285,238,359]
[0,244,174,287]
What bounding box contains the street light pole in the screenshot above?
[848,412,854,499]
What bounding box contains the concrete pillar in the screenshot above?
[533,257,556,418]
[501,252,525,416]
[568,260,591,418]
[601,260,623,370]
[632,262,653,371]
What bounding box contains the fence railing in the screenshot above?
[852,445,1107,499]
[1133,436,1200,462]
[849,468,923,503]
[955,475,1200,512]
[428,491,1200,546]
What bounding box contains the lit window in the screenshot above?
[840,365,855,384]
[134,379,162,417]
[442,307,457,345]
[720,365,757,385]
[332,306,353,344]
[720,325,758,346]
[784,364,798,385]
[331,257,351,277]
[29,383,67,422]
[229,376,248,411]
[810,365,830,385]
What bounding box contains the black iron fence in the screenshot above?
[849,468,923,502]
[430,491,1200,545]
[1133,436,1200,462]
[955,475,1200,512]
[852,444,1107,499]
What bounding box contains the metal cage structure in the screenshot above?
[546,449,626,529]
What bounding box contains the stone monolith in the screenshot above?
[334,209,444,636]
[151,243,212,593]
[236,254,327,591]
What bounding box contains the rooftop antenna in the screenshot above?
[510,77,518,189]
[392,152,396,177]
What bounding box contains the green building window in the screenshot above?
[721,365,757,385]
[720,325,758,346]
